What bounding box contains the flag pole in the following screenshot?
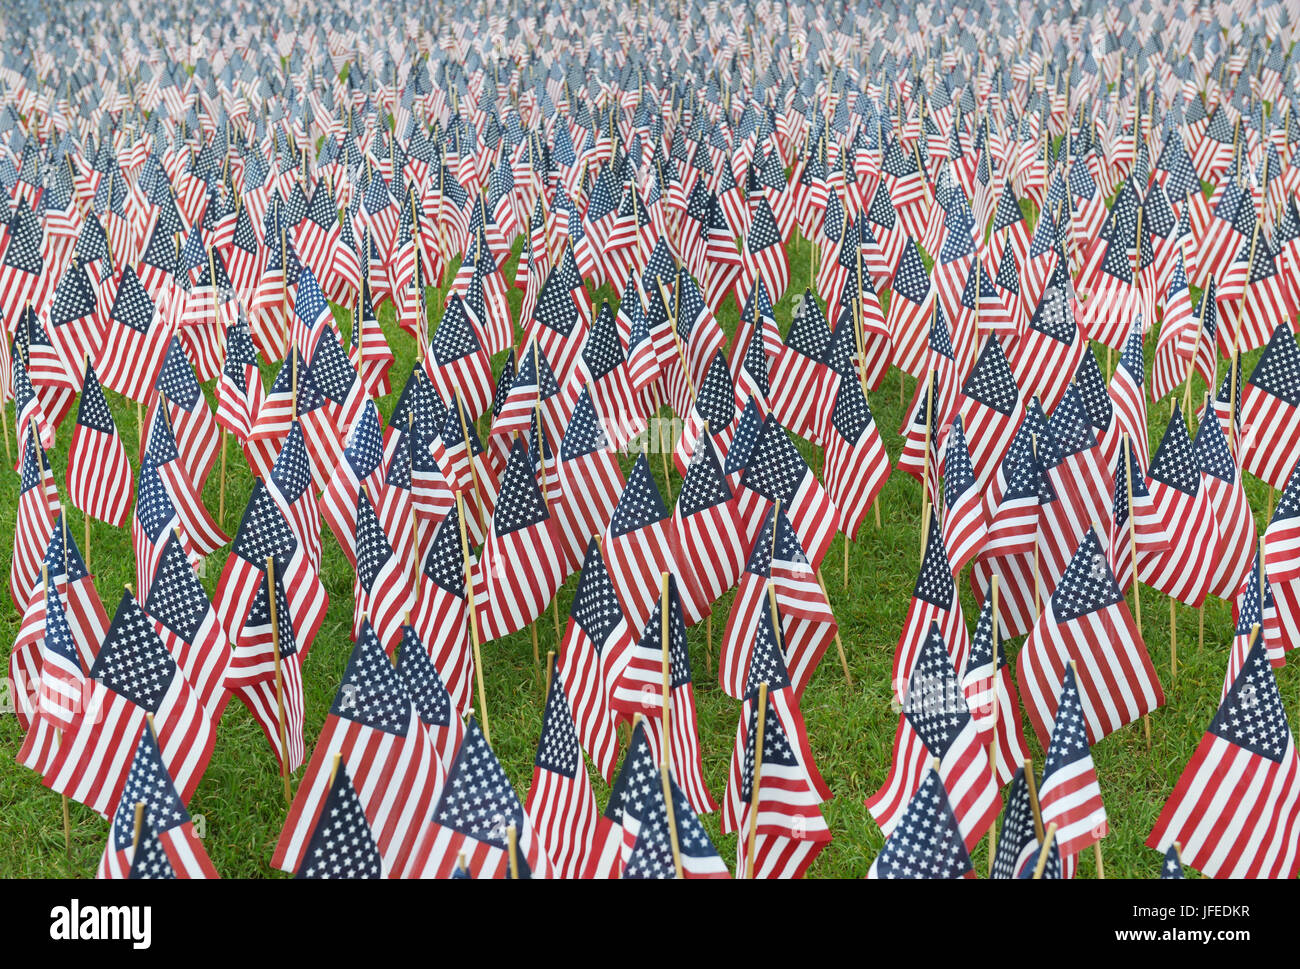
[660,761,684,878]
[1023,757,1044,842]
[266,555,292,805]
[506,823,519,879]
[744,680,769,879]
[1123,434,1152,749]
[455,491,491,747]
[453,390,486,527]
[1031,822,1059,879]
[919,369,935,564]
[659,570,672,775]
[988,574,999,876]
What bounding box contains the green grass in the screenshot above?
[0,230,1281,879]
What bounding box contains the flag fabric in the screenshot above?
[97,727,218,879]
[473,439,565,642]
[1018,528,1164,748]
[740,414,837,571]
[401,715,556,878]
[525,655,621,879]
[44,590,215,818]
[721,591,831,878]
[294,761,385,879]
[1037,664,1108,860]
[893,512,970,703]
[601,454,674,634]
[1240,324,1300,491]
[868,622,999,852]
[273,622,443,876]
[1147,637,1300,879]
[68,363,133,527]
[610,573,716,816]
[962,594,1031,787]
[867,766,974,879]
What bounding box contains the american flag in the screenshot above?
[67,361,133,527]
[215,319,265,445]
[525,655,622,878]
[868,766,973,879]
[868,621,999,852]
[97,265,169,403]
[601,454,673,634]
[991,767,1049,879]
[893,512,969,702]
[1107,315,1149,469]
[610,572,716,818]
[148,337,220,492]
[887,240,936,380]
[823,369,891,541]
[721,592,831,878]
[146,405,230,564]
[214,479,328,650]
[294,761,384,879]
[1241,323,1300,491]
[12,434,60,612]
[49,261,104,385]
[940,416,987,574]
[143,533,231,722]
[1018,528,1164,749]
[1008,261,1082,413]
[353,487,410,654]
[12,350,56,458]
[961,590,1031,787]
[274,621,443,876]
[768,288,831,445]
[544,492,628,732]
[553,387,624,574]
[740,414,837,571]
[401,716,556,878]
[306,326,366,476]
[226,560,306,772]
[609,723,728,880]
[395,624,464,772]
[423,294,495,420]
[1037,664,1108,860]
[1194,405,1257,601]
[957,334,1024,490]
[1107,438,1170,594]
[1137,405,1218,608]
[412,506,473,716]
[671,433,743,626]
[1147,638,1300,878]
[719,502,835,702]
[44,590,215,818]
[473,438,565,641]
[1150,252,1196,403]
[1267,456,1300,590]
[15,570,90,776]
[321,399,388,569]
[97,726,217,879]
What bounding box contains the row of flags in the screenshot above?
[6,0,1300,877]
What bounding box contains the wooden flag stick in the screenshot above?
[266,556,292,805]
[745,681,770,879]
[1122,434,1142,631]
[1094,840,1105,879]
[1169,594,1177,686]
[660,761,684,878]
[919,370,935,558]
[705,612,713,675]
[660,571,673,775]
[1032,822,1059,879]
[988,575,1000,875]
[813,571,853,687]
[455,492,491,747]
[132,801,145,855]
[1023,757,1044,843]
[453,391,486,525]
[218,429,228,527]
[506,823,519,879]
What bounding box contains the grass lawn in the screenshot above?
[0,229,1281,878]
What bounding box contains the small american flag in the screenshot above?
[1038,664,1108,859]
[295,761,384,879]
[1147,637,1300,878]
[1018,528,1164,749]
[525,655,622,878]
[868,766,973,879]
[67,361,133,527]
[98,726,218,879]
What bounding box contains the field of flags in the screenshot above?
[5,0,1300,880]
